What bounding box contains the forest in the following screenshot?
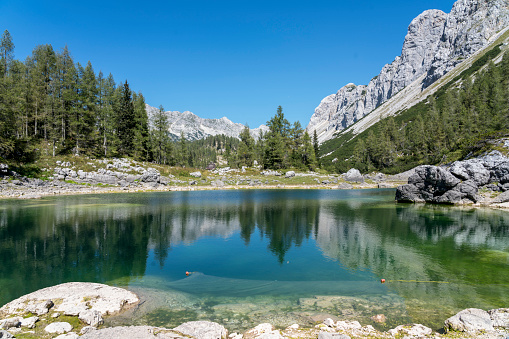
[0,30,319,172]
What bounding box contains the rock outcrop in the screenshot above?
[308,0,509,143]
[396,151,509,204]
[445,308,509,335]
[145,105,268,141]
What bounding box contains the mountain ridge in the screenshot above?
[145,104,268,141]
[307,0,509,143]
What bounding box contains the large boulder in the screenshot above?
[396,165,478,204]
[344,168,364,183]
[444,308,494,333]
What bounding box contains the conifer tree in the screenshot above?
[115,80,136,156]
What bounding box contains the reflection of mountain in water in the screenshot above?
[0,190,508,311]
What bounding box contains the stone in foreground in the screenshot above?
[173,321,228,339]
[0,282,139,318]
[445,308,494,332]
[45,321,73,334]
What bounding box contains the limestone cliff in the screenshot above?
[308,0,509,143]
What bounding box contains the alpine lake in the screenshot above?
[0,189,508,332]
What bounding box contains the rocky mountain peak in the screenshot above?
[145,104,268,141]
[308,0,509,143]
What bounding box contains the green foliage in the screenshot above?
[0,32,150,163]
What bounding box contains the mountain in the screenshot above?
[145,104,268,141]
[308,0,509,143]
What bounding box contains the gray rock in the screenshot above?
[285,171,295,178]
[79,309,104,327]
[445,308,494,333]
[337,183,353,189]
[45,321,73,334]
[0,317,21,330]
[54,333,79,339]
[450,160,490,186]
[211,180,225,187]
[493,191,509,204]
[20,316,38,329]
[173,321,227,339]
[0,330,14,338]
[489,308,509,328]
[395,184,425,203]
[344,168,364,183]
[318,333,350,339]
[190,171,202,178]
[388,324,433,337]
[140,170,160,183]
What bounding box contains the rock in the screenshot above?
[388,324,433,337]
[370,314,386,323]
[344,169,364,183]
[0,282,139,317]
[45,321,73,334]
[493,191,509,204]
[173,321,228,339]
[318,333,350,339]
[190,171,202,178]
[377,183,392,188]
[0,317,21,330]
[337,183,353,189]
[444,308,494,333]
[54,333,79,339]
[489,308,509,328]
[450,160,490,186]
[211,180,225,187]
[323,318,335,327]
[287,324,299,330]
[285,171,295,178]
[245,323,284,339]
[140,169,160,183]
[0,330,14,338]
[19,316,38,328]
[79,309,104,327]
[334,320,362,331]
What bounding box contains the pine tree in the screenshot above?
[115,80,136,156]
[313,130,320,167]
[238,125,255,166]
[0,30,14,75]
[152,105,170,164]
[132,92,150,161]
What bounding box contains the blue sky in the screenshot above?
[1,0,456,128]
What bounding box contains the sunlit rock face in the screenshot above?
[308,0,509,143]
[145,104,268,141]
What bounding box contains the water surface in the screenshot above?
[0,189,507,331]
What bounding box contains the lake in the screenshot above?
[0,189,508,331]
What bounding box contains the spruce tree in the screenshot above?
[115,80,136,156]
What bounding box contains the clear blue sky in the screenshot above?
[1,0,456,128]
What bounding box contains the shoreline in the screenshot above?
[2,179,509,210]
[0,282,507,339]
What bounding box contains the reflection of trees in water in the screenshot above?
[0,192,321,304]
[1,191,507,308]
[315,200,509,310]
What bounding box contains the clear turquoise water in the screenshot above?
[0,189,508,331]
